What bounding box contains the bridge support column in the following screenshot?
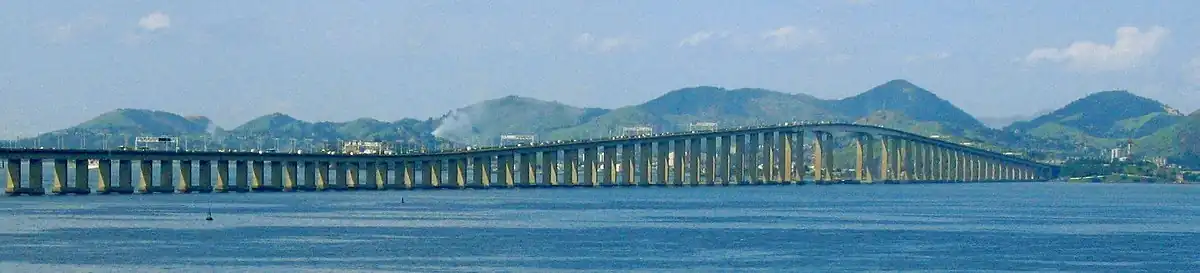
[637,143,651,186]
[96,160,113,193]
[345,162,360,190]
[361,162,378,190]
[51,159,68,194]
[4,159,18,195]
[374,161,389,190]
[812,132,834,183]
[269,161,285,191]
[541,151,558,187]
[672,139,686,186]
[215,160,230,192]
[496,155,514,188]
[793,132,806,183]
[689,138,702,185]
[717,136,731,185]
[747,133,761,184]
[564,150,579,187]
[331,162,348,190]
[426,160,442,189]
[602,146,616,186]
[729,134,744,184]
[623,144,639,186]
[779,132,794,184]
[283,161,299,191]
[178,160,193,193]
[582,147,598,187]
[314,161,329,191]
[855,134,874,183]
[156,160,174,193]
[518,154,535,187]
[402,161,416,189]
[662,141,672,184]
[705,137,719,185]
[472,156,491,188]
[233,160,250,192]
[761,132,775,184]
[197,160,213,193]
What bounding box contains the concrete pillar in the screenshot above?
[705,137,718,185]
[497,155,514,188]
[472,156,491,188]
[672,139,685,186]
[656,142,669,186]
[732,134,746,184]
[812,132,831,182]
[234,160,250,192]
[452,158,467,188]
[602,146,616,186]
[116,160,133,193]
[283,161,299,191]
[426,160,441,188]
[779,132,793,184]
[402,161,416,189]
[315,161,330,190]
[689,138,702,185]
[520,153,536,187]
[905,140,916,181]
[52,159,68,194]
[794,132,806,183]
[156,160,173,193]
[178,160,193,193]
[541,151,558,187]
[564,150,579,186]
[4,159,19,195]
[762,132,776,183]
[716,135,730,185]
[250,161,265,190]
[375,161,389,189]
[582,147,598,187]
[73,159,89,194]
[360,162,378,190]
[333,162,348,190]
[622,144,636,186]
[854,134,872,183]
[637,143,651,186]
[197,160,212,192]
[137,160,153,193]
[97,160,113,193]
[216,160,231,192]
[270,161,284,191]
[746,133,760,184]
[346,162,360,189]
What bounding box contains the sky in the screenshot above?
[1,0,1199,138]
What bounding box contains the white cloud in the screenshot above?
[677,31,730,47]
[905,51,952,62]
[1023,26,1168,72]
[138,11,171,31]
[760,26,824,50]
[572,33,634,53]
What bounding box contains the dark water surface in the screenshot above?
[1,183,1197,272]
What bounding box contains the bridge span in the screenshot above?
[3,122,1058,196]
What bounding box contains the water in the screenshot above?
[1,183,1197,272]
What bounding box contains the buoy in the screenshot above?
[401,197,405,204]
[205,215,214,221]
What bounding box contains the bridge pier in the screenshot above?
[299,161,317,191]
[282,161,299,191]
[496,155,514,188]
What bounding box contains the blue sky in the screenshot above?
[1,0,1198,138]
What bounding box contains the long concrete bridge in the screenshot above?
[3,122,1058,196]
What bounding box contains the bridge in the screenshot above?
[3,122,1059,196]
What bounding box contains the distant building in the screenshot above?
[341,140,392,155]
[621,126,653,136]
[499,134,536,146]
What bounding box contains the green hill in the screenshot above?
[72,108,213,135]
[230,113,439,150]
[1007,90,1183,139]
[432,95,609,144]
[546,86,841,140]
[832,79,988,133]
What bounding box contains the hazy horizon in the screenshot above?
[3,0,1199,138]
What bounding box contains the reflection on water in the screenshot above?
[0,183,1197,272]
